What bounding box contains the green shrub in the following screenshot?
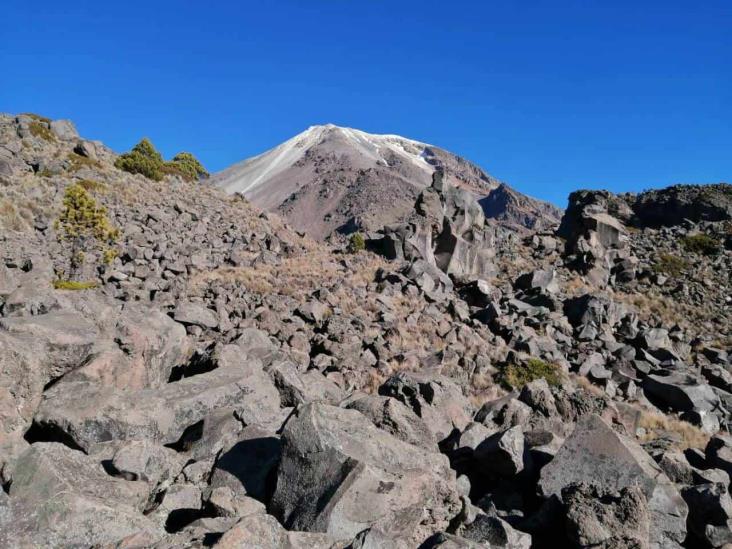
[114,138,165,181]
[167,152,209,181]
[52,280,98,290]
[115,139,208,182]
[496,358,562,389]
[681,233,720,256]
[348,232,366,253]
[653,253,689,277]
[54,183,119,280]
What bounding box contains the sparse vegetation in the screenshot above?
[496,358,562,389]
[637,410,710,450]
[52,280,98,290]
[681,233,720,256]
[54,182,119,281]
[115,138,208,182]
[115,138,165,181]
[652,253,690,277]
[76,179,106,193]
[348,232,366,253]
[167,152,209,181]
[21,112,51,123]
[0,199,30,231]
[67,152,100,172]
[28,120,55,142]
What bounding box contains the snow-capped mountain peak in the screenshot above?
[211,125,560,239]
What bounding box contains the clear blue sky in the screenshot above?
[2,1,730,205]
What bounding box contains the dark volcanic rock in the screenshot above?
[270,403,460,544]
[631,183,732,227]
[539,414,687,548]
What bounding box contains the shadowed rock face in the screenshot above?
[211,124,561,239]
[630,183,732,227]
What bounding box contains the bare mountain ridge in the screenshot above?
[211,124,562,239]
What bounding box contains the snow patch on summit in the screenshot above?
[212,124,434,197]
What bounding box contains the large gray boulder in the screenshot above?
[379,371,472,442]
[0,311,100,477]
[208,424,282,503]
[557,190,631,284]
[270,403,461,544]
[65,305,190,390]
[344,393,437,451]
[49,119,79,140]
[173,301,219,330]
[539,414,687,548]
[0,443,161,548]
[34,348,283,451]
[642,373,722,432]
[473,425,526,477]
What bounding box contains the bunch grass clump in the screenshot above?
[496,358,562,389]
[67,152,100,172]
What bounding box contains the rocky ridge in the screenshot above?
[0,113,731,548]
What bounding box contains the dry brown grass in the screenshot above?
[637,410,710,450]
[0,198,28,231]
[615,290,700,329]
[191,250,388,299]
[468,371,505,407]
[574,374,606,397]
[574,375,709,450]
[565,274,593,296]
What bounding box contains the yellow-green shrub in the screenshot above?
[168,152,209,181]
[348,233,366,253]
[52,280,98,290]
[115,139,208,182]
[54,183,119,281]
[496,358,562,389]
[115,138,165,181]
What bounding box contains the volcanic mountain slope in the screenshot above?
[2,113,732,548]
[211,124,562,239]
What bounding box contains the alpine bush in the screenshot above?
[115,138,208,182]
[54,182,119,282]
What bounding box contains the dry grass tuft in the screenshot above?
[191,251,387,299]
[0,198,32,231]
[637,410,710,450]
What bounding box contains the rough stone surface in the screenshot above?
[271,403,461,544]
[539,414,687,548]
